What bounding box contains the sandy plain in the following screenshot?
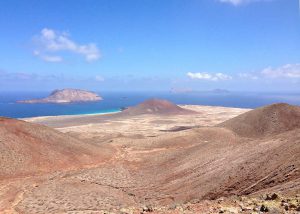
[24,105,250,138]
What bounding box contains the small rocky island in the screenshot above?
[18,89,102,104]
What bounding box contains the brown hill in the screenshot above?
[0,117,112,180]
[219,103,300,138]
[15,125,300,213]
[121,99,196,116]
[130,126,300,203]
[2,103,300,213]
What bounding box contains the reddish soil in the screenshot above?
[0,102,300,213]
[0,117,114,180]
[121,99,197,115]
[219,103,300,138]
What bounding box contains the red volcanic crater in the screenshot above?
[121,99,197,115]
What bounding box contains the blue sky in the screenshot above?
[0,0,299,92]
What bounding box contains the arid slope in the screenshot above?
[0,117,112,180]
[219,103,300,138]
[1,102,300,213]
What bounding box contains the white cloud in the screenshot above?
[33,50,63,62]
[261,64,300,78]
[238,72,258,80]
[237,63,300,80]
[0,71,38,81]
[95,75,105,82]
[0,70,105,83]
[219,0,244,5]
[187,72,232,81]
[41,55,63,62]
[36,54,63,63]
[33,28,101,62]
[219,0,269,6]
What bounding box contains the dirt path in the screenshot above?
[0,142,124,213]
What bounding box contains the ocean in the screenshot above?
[0,91,300,118]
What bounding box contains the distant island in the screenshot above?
[18,89,102,104]
[170,88,230,94]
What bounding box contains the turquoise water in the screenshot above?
[0,91,300,118]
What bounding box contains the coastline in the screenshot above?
[22,109,121,122]
[22,105,251,126]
